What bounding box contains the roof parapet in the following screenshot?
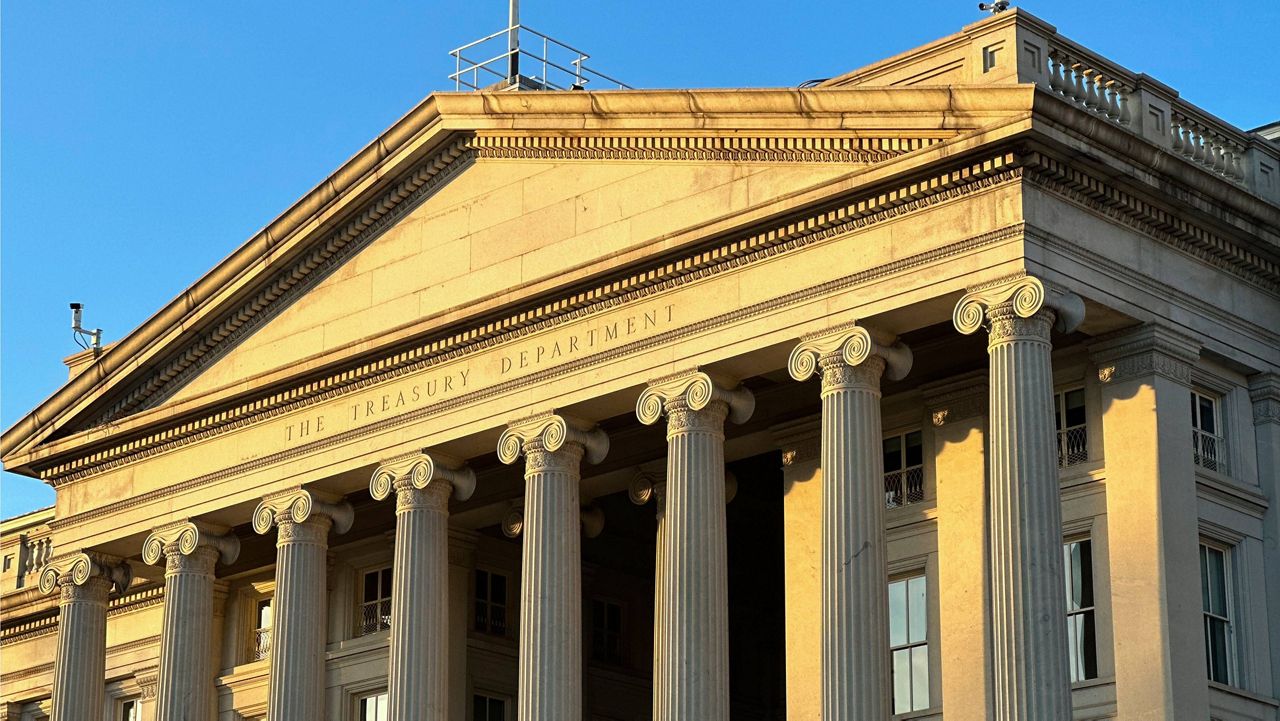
[822,8,1280,206]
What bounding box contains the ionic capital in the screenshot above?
[38,551,131,597]
[370,452,476,505]
[636,370,755,426]
[628,468,667,508]
[1087,324,1200,386]
[953,274,1085,336]
[497,412,609,466]
[141,521,240,568]
[252,488,354,536]
[1249,373,1280,426]
[788,323,912,386]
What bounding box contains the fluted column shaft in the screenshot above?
[388,482,451,721]
[985,304,1072,720]
[50,576,112,721]
[652,487,669,717]
[517,439,584,721]
[820,354,891,719]
[155,547,218,721]
[659,397,731,721]
[268,514,331,721]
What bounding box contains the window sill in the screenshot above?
[892,706,941,720]
[1195,473,1269,517]
[1208,680,1280,708]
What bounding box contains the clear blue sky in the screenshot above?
[3,1,1277,518]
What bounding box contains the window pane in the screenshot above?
[1064,389,1086,427]
[492,573,507,604]
[473,695,486,721]
[888,580,907,647]
[1208,618,1230,683]
[1054,393,1063,430]
[1081,611,1098,680]
[1208,548,1226,616]
[490,698,505,719]
[883,436,902,473]
[908,576,927,644]
[1077,541,1094,608]
[364,571,378,603]
[1064,543,1080,610]
[475,570,488,600]
[475,601,487,632]
[491,605,506,634]
[905,431,923,467]
[608,602,621,631]
[1200,545,1211,612]
[892,648,912,714]
[381,568,393,597]
[257,599,272,628]
[1199,396,1216,434]
[911,644,930,710]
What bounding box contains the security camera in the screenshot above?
[979,1,1010,12]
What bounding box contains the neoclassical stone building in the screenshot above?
[3,9,1279,721]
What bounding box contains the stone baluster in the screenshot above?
[253,489,354,721]
[370,453,476,721]
[953,274,1085,721]
[498,413,609,721]
[789,323,913,721]
[39,553,132,721]
[141,522,240,721]
[636,371,754,721]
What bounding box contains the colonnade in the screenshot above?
[40,274,1085,721]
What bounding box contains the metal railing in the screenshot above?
[1057,425,1088,468]
[358,599,392,636]
[252,628,271,661]
[885,466,925,509]
[1193,428,1228,475]
[450,25,630,92]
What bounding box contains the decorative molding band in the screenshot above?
[49,222,1027,531]
[0,588,164,647]
[1087,324,1202,386]
[369,452,476,503]
[41,153,1024,485]
[469,132,942,163]
[1024,151,1280,294]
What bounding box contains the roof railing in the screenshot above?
[449,24,630,92]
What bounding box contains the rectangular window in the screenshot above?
[253,597,273,661]
[475,570,508,636]
[473,693,507,721]
[358,567,393,636]
[888,574,929,714]
[119,699,141,721]
[883,430,924,508]
[357,691,388,721]
[1191,391,1227,474]
[1054,388,1088,467]
[1200,542,1235,684]
[591,598,623,664]
[1063,538,1097,682]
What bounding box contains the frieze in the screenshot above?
[50,222,1030,531]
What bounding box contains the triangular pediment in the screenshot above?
[1,85,1037,471]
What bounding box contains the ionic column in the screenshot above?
[253,489,354,721]
[142,522,240,721]
[498,413,609,721]
[636,371,754,721]
[370,453,476,721]
[789,323,912,721]
[39,552,132,721]
[954,274,1084,720]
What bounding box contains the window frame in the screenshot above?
[117,697,142,721]
[1062,535,1098,683]
[887,571,930,715]
[882,428,925,509]
[1199,539,1238,686]
[471,691,510,721]
[355,690,389,721]
[590,596,625,665]
[1190,389,1229,475]
[1053,386,1089,468]
[473,568,510,637]
[355,565,393,637]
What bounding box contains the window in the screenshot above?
[1063,539,1097,682]
[253,597,273,661]
[1191,391,1227,474]
[883,430,924,508]
[357,691,388,721]
[1054,388,1088,467]
[888,574,929,714]
[118,698,141,721]
[1200,542,1235,684]
[591,599,623,664]
[358,567,393,636]
[475,570,508,636]
[473,693,506,721]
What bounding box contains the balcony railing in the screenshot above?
[358,599,392,636]
[1193,429,1228,475]
[449,25,630,92]
[252,628,271,661]
[885,466,925,509]
[1057,425,1088,468]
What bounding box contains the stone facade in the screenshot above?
[2,9,1279,721]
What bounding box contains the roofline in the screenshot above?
[1,505,55,532]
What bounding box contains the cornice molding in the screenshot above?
[469,132,942,163]
[41,152,1023,487]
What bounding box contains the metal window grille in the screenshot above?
[252,627,271,661]
[1191,391,1228,475]
[357,568,393,636]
